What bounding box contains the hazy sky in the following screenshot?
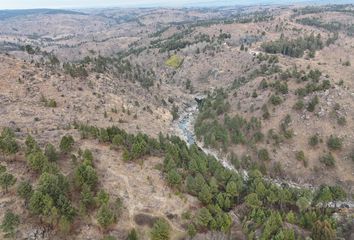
[0,0,352,9]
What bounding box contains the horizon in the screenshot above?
[0,0,353,10]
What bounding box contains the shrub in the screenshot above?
[165,55,183,69]
[270,95,282,106]
[171,105,179,121]
[0,210,20,238]
[293,100,304,110]
[17,181,33,201]
[253,131,264,143]
[307,96,319,112]
[342,60,351,66]
[167,169,182,186]
[258,149,270,161]
[337,116,346,126]
[0,172,17,193]
[44,143,58,162]
[60,135,75,153]
[252,91,258,98]
[97,204,116,229]
[327,135,342,150]
[150,219,170,240]
[259,79,268,89]
[27,149,49,172]
[295,151,305,162]
[188,224,197,237]
[127,229,138,240]
[46,99,57,108]
[262,105,270,119]
[320,153,336,167]
[309,134,319,147]
[311,220,336,240]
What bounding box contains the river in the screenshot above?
[174,99,354,209]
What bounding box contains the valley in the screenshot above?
[0,3,354,240]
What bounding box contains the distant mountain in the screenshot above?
[116,0,354,8]
[0,9,86,20]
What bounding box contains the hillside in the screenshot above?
[0,4,354,240]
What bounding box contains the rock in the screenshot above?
[27,227,48,240]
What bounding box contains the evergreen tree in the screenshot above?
[17,181,33,203]
[97,204,116,229]
[195,207,212,229]
[0,210,20,238]
[60,135,75,154]
[74,163,98,189]
[150,219,170,240]
[0,172,16,193]
[245,193,262,209]
[27,150,48,173]
[187,224,197,238]
[127,228,138,240]
[44,143,58,162]
[166,169,181,186]
[311,220,336,240]
[25,135,39,155]
[198,184,213,205]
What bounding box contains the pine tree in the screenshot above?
[0,172,16,193]
[97,204,116,229]
[166,169,181,186]
[198,184,213,205]
[0,210,20,238]
[17,181,33,203]
[60,135,75,153]
[45,143,58,162]
[150,219,170,240]
[127,228,138,240]
[311,220,336,240]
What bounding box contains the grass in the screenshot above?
[165,55,183,69]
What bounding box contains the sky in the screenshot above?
[0,0,353,9]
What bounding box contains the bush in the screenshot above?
[258,149,270,161]
[342,60,351,66]
[17,181,33,201]
[167,169,182,186]
[46,99,57,108]
[307,96,319,112]
[127,229,138,240]
[270,95,282,106]
[97,204,116,229]
[27,149,50,173]
[0,172,17,193]
[309,134,319,147]
[60,135,75,153]
[0,210,20,238]
[320,153,336,167]
[337,116,346,126]
[150,219,170,240]
[262,105,270,119]
[171,105,179,121]
[44,143,58,162]
[165,55,183,69]
[327,135,342,150]
[311,220,336,240]
[259,79,268,89]
[293,100,304,110]
[295,151,305,162]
